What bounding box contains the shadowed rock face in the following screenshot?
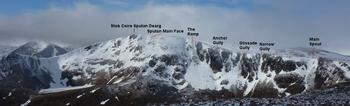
[314,57,347,89]
[207,48,224,73]
[196,42,205,61]
[261,54,306,74]
[0,53,53,90]
[198,44,234,74]
[249,81,279,98]
[11,41,43,56]
[274,73,304,88]
[240,53,260,82]
[34,45,67,58]
[274,73,305,95]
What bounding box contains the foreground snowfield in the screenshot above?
[153,82,350,106]
[38,85,93,94]
[20,82,350,106]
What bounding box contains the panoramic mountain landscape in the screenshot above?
[0,34,350,105]
[1,0,350,105]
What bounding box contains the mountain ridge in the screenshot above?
[2,34,350,105]
[55,34,350,98]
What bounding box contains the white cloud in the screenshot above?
[0,1,349,55]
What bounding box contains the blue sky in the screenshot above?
[0,0,254,15]
[0,0,57,15]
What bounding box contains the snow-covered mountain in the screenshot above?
[0,41,68,90]
[11,41,67,58]
[2,34,350,105]
[56,34,350,98]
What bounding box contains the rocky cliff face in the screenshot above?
[58,34,350,99]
